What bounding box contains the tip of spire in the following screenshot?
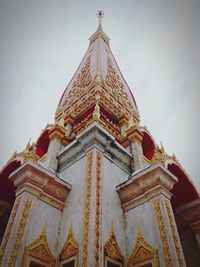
[89,10,110,43]
[97,10,104,32]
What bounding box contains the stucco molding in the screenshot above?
[117,163,177,212]
[58,122,133,173]
[9,161,71,211]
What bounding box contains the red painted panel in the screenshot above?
[35,130,50,157]
[142,132,155,160]
[169,163,199,209]
[0,161,21,204]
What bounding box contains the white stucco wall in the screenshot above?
[125,202,159,253]
[125,201,165,266]
[101,156,129,257]
[58,155,87,261]
[24,198,61,256]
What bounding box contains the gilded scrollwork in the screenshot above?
[82,151,93,267]
[154,200,172,267]
[0,197,21,265]
[104,222,124,263]
[165,200,184,266]
[21,224,54,267]
[23,143,37,162]
[60,224,78,261]
[150,142,178,167]
[8,198,32,267]
[127,226,159,267]
[56,53,92,120]
[54,36,141,147]
[105,56,139,121]
[94,152,102,267]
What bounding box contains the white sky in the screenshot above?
[0,0,200,190]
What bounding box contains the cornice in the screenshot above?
[58,122,133,173]
[117,163,178,212]
[9,161,71,211]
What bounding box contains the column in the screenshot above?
[126,125,144,171]
[117,163,186,267]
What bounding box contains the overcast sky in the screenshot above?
[0,0,200,190]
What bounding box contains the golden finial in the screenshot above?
[160,141,165,153]
[25,138,31,150]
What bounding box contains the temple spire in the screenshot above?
[56,13,140,141]
[97,10,104,31]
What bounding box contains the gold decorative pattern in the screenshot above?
[154,201,172,267]
[8,198,32,267]
[1,141,37,175]
[165,200,184,266]
[150,143,178,167]
[94,153,102,267]
[104,222,123,263]
[54,32,141,145]
[72,55,92,89]
[60,224,78,261]
[23,141,37,162]
[127,226,159,267]
[0,198,21,265]
[105,57,139,120]
[82,151,93,267]
[57,54,92,118]
[150,147,166,165]
[21,224,54,267]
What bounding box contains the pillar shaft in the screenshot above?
[117,163,186,267]
[126,126,144,171]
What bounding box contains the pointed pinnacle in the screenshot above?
[97,10,104,31]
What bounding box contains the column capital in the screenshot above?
[49,125,66,142]
[9,161,71,211]
[64,114,75,125]
[117,163,177,212]
[126,126,143,142]
[119,116,128,127]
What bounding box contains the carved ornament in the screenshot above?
[60,224,78,260]
[94,153,102,267]
[104,222,124,263]
[165,200,184,266]
[56,54,92,120]
[150,145,178,167]
[82,152,93,267]
[127,226,159,267]
[0,198,21,265]
[21,224,54,267]
[105,56,139,121]
[48,124,66,142]
[8,199,32,267]
[154,200,172,267]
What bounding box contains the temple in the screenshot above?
[0,12,200,267]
